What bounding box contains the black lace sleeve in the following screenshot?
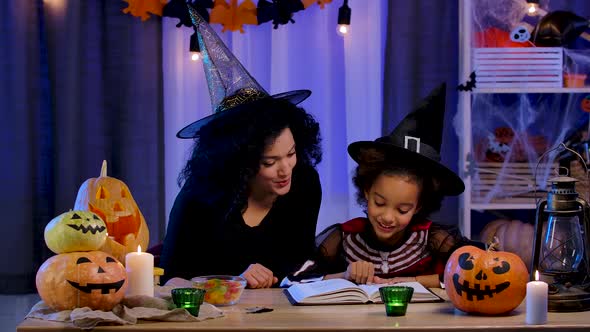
[287,223,348,280]
[428,223,486,273]
[314,224,348,274]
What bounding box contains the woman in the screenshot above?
[160,97,322,288]
[161,7,323,289]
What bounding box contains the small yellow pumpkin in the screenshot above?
[74,160,149,263]
[44,210,107,254]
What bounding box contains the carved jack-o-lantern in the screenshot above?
[444,245,528,315]
[581,95,590,113]
[35,251,128,311]
[74,160,149,263]
[44,210,107,254]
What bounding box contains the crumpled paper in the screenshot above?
[25,286,224,329]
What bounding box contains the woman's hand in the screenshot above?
[240,263,278,289]
[344,261,375,284]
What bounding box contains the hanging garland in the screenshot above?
[122,0,332,33]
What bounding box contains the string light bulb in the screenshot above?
[526,0,540,15]
[189,30,201,61]
[336,0,351,37]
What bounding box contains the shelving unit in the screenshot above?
[457,0,590,238]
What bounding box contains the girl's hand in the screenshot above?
[373,276,417,285]
[241,263,278,289]
[344,261,375,284]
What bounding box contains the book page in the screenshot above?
[287,279,367,304]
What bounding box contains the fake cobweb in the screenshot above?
[455,0,590,205]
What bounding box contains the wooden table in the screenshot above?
[17,288,590,331]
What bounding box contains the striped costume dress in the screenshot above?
[340,217,445,278]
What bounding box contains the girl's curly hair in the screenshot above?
[179,98,322,213]
[352,148,443,222]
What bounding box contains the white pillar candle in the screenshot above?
[526,270,548,325]
[125,245,154,297]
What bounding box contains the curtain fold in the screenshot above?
[1,0,165,294]
[383,0,460,225]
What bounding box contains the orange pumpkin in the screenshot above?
[36,251,128,311]
[479,219,534,270]
[74,160,149,263]
[444,245,528,315]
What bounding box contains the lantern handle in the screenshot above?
[534,142,589,205]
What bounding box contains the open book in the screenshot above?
[284,278,443,305]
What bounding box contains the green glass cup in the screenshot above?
[379,286,414,316]
[171,288,206,317]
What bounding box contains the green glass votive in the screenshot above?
[379,286,414,317]
[171,288,205,317]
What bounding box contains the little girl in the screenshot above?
[303,84,482,288]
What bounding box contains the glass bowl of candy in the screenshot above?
[191,275,247,306]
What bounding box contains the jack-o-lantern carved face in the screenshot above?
[581,95,590,113]
[44,210,107,254]
[74,160,149,263]
[36,251,128,311]
[444,245,528,315]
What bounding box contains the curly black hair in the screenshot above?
[352,148,443,223]
[179,97,322,214]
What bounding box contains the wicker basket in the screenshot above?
[473,47,563,89]
[472,162,556,204]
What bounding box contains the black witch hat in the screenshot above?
[347,83,464,196]
[177,5,311,139]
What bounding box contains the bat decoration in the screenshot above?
[257,0,304,29]
[163,0,213,28]
[457,71,477,91]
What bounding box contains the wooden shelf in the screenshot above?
[473,87,590,94]
[471,202,537,210]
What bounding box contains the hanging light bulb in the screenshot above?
[189,30,201,61]
[336,0,351,37]
[526,0,540,15]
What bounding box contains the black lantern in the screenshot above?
[531,144,590,312]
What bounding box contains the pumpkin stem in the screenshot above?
[100,160,108,177]
[486,236,500,252]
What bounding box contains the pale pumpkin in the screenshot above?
[480,219,534,270]
[36,251,128,311]
[44,210,107,254]
[444,245,528,315]
[74,160,149,263]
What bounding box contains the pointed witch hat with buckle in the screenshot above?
[347,83,464,196]
[176,5,311,139]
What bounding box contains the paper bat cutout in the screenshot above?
[457,71,477,91]
[210,0,258,33]
[257,0,304,29]
[163,0,213,28]
[122,0,166,21]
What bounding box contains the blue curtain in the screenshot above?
[0,0,165,294]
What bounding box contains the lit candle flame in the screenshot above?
[535,270,539,281]
[137,245,142,253]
